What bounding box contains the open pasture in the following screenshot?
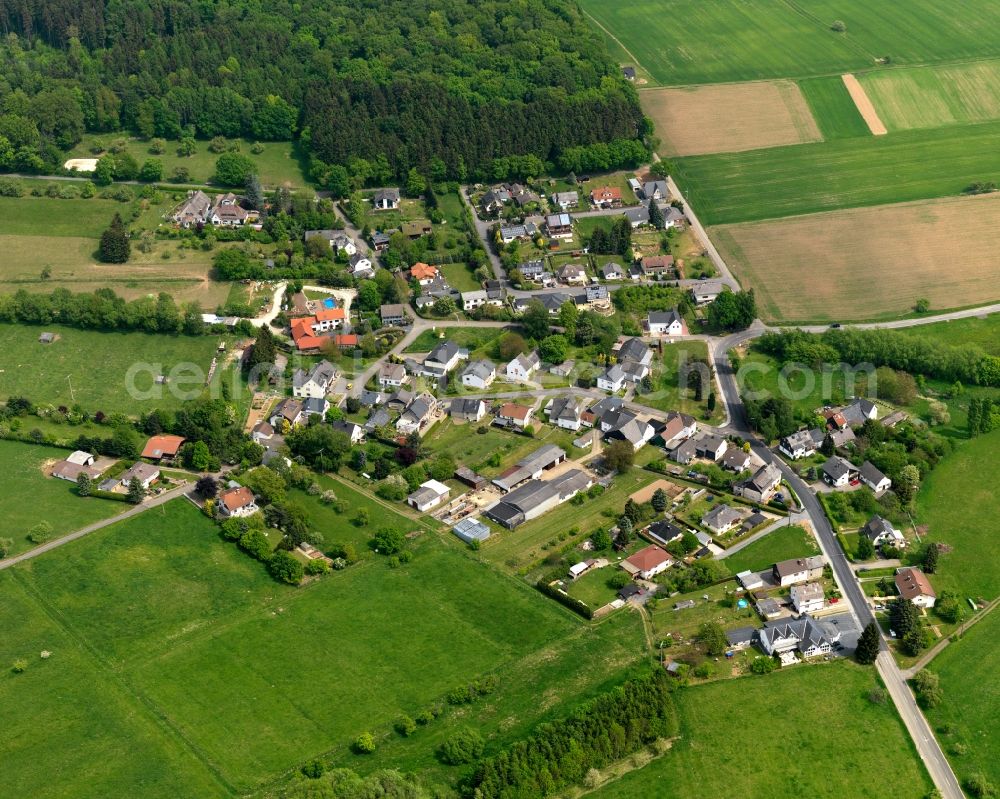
[674,120,1000,225]
[859,59,1000,131]
[641,81,821,156]
[586,662,932,799]
[5,498,647,794]
[712,193,1000,322]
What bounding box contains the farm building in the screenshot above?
[407,479,450,512]
[485,469,591,529]
[452,518,491,544]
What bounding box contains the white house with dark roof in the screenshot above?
[757,615,834,658]
[396,394,437,435]
[546,396,586,431]
[292,360,338,399]
[790,582,825,614]
[461,360,496,390]
[648,309,686,336]
[378,362,408,388]
[734,463,782,503]
[372,188,400,210]
[859,461,891,493]
[597,363,626,393]
[773,556,825,587]
[422,341,464,375]
[779,428,824,460]
[690,280,724,305]
[701,504,745,535]
[821,456,859,488]
[862,515,906,549]
[505,351,540,382]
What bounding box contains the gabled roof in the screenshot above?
[141,434,186,459]
[218,486,255,512]
[624,544,672,573]
[462,359,495,381]
[822,456,856,481]
[649,308,683,325]
[859,460,889,486]
[616,337,650,363]
[895,567,935,600]
[427,340,460,365]
[497,402,532,421]
[702,504,744,530]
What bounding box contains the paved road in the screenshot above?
[459,186,507,282]
[0,483,193,570]
[663,174,739,291]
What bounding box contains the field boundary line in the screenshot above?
[580,9,650,80]
[8,568,238,795]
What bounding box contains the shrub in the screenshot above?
[372,527,405,555]
[438,728,484,765]
[394,715,417,737]
[26,521,53,544]
[301,760,325,779]
[12,659,28,674]
[353,732,376,754]
[238,528,272,561]
[750,656,777,675]
[269,551,305,584]
[965,774,998,799]
[305,558,330,576]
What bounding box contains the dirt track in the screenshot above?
[842,73,888,135]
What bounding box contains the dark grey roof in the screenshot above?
[859,460,888,485]
[822,456,855,481]
[427,340,460,365]
[649,309,682,325]
[646,520,684,546]
[702,504,744,530]
[725,626,756,646]
[617,337,649,363]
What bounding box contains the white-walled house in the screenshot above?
[505,351,540,382]
[216,486,258,518]
[648,309,686,336]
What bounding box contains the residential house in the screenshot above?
[451,398,487,423]
[725,626,756,651]
[300,396,330,419]
[209,193,248,226]
[642,180,669,201]
[648,308,687,336]
[545,213,574,239]
[859,461,891,493]
[790,582,825,614]
[517,260,548,283]
[505,351,540,382]
[545,396,586,430]
[498,221,538,244]
[370,231,391,252]
[379,304,408,327]
[701,504,745,535]
[216,486,258,518]
[841,398,879,427]
[615,337,653,371]
[663,206,685,228]
[660,411,698,447]
[365,407,391,433]
[586,284,609,304]
[830,427,857,448]
[461,360,496,390]
[462,290,490,311]
[409,262,439,285]
[622,66,637,80]
[119,462,160,490]
[862,515,906,549]
[508,183,539,207]
[386,389,415,411]
[378,362,408,389]
[695,434,728,461]
[690,280,724,305]
[895,567,936,608]
[331,420,364,445]
[722,448,753,473]
[141,434,186,461]
[491,444,566,492]
[645,519,685,548]
[773,556,825,587]
[481,186,511,215]
[605,417,654,450]
[250,421,274,444]
[590,186,623,208]
[305,229,345,251]
[50,454,102,482]
[270,398,304,430]
[551,191,579,210]
[558,263,587,285]
[641,255,675,277]
[495,402,534,429]
[601,262,624,280]
[621,544,674,580]
[372,188,400,210]
[821,456,859,488]
[757,616,835,658]
[734,463,782,503]
[597,363,626,393]
[292,360,338,399]
[402,219,433,238]
[172,190,213,227]
[624,205,650,228]
[407,479,450,512]
[348,252,374,278]
[779,428,824,460]
[423,341,464,376]
[396,394,437,435]
[669,438,698,464]
[485,469,591,529]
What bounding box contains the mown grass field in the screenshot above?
[915,429,1000,602]
[587,662,932,799]
[67,136,310,188]
[711,193,1000,321]
[579,0,864,86]
[894,314,1000,356]
[641,81,821,156]
[642,340,725,423]
[798,75,872,139]
[402,326,509,356]
[0,323,226,414]
[4,498,648,795]
[721,523,818,575]
[925,608,1000,790]
[674,119,1000,225]
[860,59,1000,131]
[0,440,126,557]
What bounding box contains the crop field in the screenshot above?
[67,136,309,188]
[674,119,1000,226]
[0,440,126,557]
[797,75,871,140]
[587,662,932,799]
[925,608,1000,789]
[915,429,1000,602]
[641,81,821,156]
[721,524,818,575]
[711,193,1000,321]
[2,499,648,795]
[859,59,1000,131]
[0,323,226,414]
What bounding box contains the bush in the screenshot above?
[438,728,484,765]
[353,732,376,754]
[394,715,417,737]
[12,659,28,674]
[26,521,53,544]
[750,656,777,675]
[238,528,272,561]
[305,558,330,576]
[965,774,998,799]
[269,551,305,584]
[371,527,405,555]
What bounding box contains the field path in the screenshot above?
[842,74,888,135]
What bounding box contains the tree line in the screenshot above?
[468,670,678,798]
[0,0,646,182]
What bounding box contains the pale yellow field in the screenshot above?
[641,80,822,156]
[711,193,1000,322]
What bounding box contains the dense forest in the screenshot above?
[0,0,646,182]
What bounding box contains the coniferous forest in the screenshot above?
[0,0,646,182]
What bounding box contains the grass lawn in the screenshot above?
[438,261,481,292]
[587,661,932,798]
[402,326,510,357]
[424,418,537,474]
[735,348,864,418]
[675,120,1000,226]
[0,323,227,415]
[482,468,657,572]
[0,440,126,557]
[648,579,757,645]
[4,497,650,795]
[642,340,724,424]
[914,429,1000,602]
[721,524,818,575]
[67,135,310,188]
[893,314,1000,356]
[925,607,1000,789]
[797,75,872,140]
[565,565,620,609]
